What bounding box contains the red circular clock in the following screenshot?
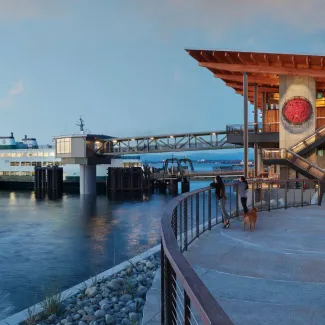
[282,97,312,125]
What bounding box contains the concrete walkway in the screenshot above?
[142,205,325,325]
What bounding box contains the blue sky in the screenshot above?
[1,0,325,144]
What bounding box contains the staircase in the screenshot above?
[262,126,325,205]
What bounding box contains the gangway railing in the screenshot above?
[226,122,279,134]
[161,179,321,325]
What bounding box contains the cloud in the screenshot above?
[132,0,325,41]
[0,0,68,20]
[0,79,24,108]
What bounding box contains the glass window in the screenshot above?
[0,153,4,157]
[10,162,19,166]
[10,171,19,176]
[11,152,16,157]
[32,152,38,157]
[16,153,22,157]
[3,171,9,176]
[21,171,27,176]
[0,171,3,175]
[44,152,49,157]
[21,161,31,166]
[38,152,43,157]
[28,152,33,157]
[49,152,55,157]
[5,153,11,157]
[56,138,71,154]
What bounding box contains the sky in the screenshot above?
[2,0,325,144]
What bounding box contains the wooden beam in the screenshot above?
[214,73,279,85]
[231,85,279,93]
[199,61,325,78]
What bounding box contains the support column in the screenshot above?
[243,72,249,178]
[254,84,258,178]
[80,165,96,195]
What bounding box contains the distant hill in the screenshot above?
[133,149,254,162]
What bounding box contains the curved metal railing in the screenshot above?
[160,186,234,325]
[160,179,321,324]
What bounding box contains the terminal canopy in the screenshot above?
[186,49,325,108]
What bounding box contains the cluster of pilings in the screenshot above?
[35,166,63,199]
[106,167,151,192]
[152,177,190,194]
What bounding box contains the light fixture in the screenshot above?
[212,132,216,135]
[150,137,154,140]
[170,135,174,138]
[131,138,135,141]
[112,140,117,143]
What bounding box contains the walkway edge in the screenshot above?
[0,244,161,325]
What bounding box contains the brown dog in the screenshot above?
[243,207,258,232]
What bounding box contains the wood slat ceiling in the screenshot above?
[186,49,325,108]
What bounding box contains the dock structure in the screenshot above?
[34,166,63,199]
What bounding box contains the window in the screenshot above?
[10,171,19,176]
[0,153,4,157]
[38,152,43,157]
[0,171,3,175]
[21,162,32,166]
[5,153,11,157]
[49,152,55,157]
[10,162,20,166]
[16,153,22,157]
[44,152,49,157]
[3,171,9,176]
[56,138,71,154]
[31,162,42,167]
[32,152,38,157]
[54,161,60,166]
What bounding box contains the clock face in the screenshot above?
[282,97,312,125]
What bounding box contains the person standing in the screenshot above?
[235,176,249,213]
[210,175,231,228]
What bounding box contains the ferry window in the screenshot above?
[20,152,26,157]
[32,171,35,176]
[49,152,55,157]
[31,162,42,167]
[0,171,3,175]
[56,138,71,154]
[10,162,19,166]
[0,153,4,157]
[21,162,31,166]
[44,152,49,157]
[11,152,16,157]
[16,153,22,157]
[27,152,33,157]
[5,153,11,157]
[32,152,38,157]
[4,171,9,176]
[54,162,60,166]
[21,171,26,176]
[25,171,32,176]
[38,152,43,157]
[10,171,19,176]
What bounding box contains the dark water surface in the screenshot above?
[0,181,210,320]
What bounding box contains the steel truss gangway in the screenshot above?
[98,130,242,155]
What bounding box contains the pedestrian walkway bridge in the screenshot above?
[142,180,325,325]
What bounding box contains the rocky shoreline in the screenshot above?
[25,253,160,325]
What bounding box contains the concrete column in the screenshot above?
[279,76,316,180]
[243,72,249,178]
[80,165,96,195]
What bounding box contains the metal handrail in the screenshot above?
[262,148,325,180]
[161,186,234,325]
[291,125,325,153]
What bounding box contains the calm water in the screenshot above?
[0,173,213,319]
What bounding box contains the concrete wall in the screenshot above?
[279,75,316,149]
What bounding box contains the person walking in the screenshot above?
[235,176,249,213]
[210,175,231,228]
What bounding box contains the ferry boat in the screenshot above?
[0,128,142,182]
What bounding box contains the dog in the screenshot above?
[243,207,258,232]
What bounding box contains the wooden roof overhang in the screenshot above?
[186,49,325,109]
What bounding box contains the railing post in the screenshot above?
[301,181,304,207]
[161,241,165,325]
[285,181,288,209]
[179,202,183,251]
[203,191,206,231]
[184,290,191,325]
[251,182,255,208]
[190,195,193,239]
[236,185,239,217]
[196,193,199,238]
[184,198,188,251]
[165,259,176,325]
[208,189,212,230]
[268,183,271,211]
